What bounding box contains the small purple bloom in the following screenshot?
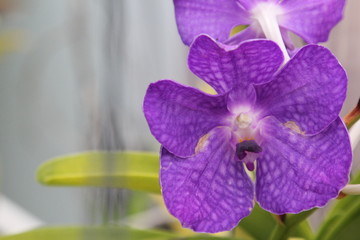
[174,0,346,48]
[143,35,351,233]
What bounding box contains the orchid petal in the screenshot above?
[256,45,347,135]
[256,117,351,214]
[227,83,257,114]
[279,0,345,43]
[160,127,254,233]
[189,35,284,94]
[143,80,229,157]
[173,0,251,46]
[236,0,278,10]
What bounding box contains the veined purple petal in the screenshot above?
[160,127,254,233]
[143,80,230,157]
[256,117,351,214]
[174,0,251,46]
[256,45,347,135]
[227,83,257,114]
[189,35,284,94]
[279,0,346,43]
[236,0,278,10]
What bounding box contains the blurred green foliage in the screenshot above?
[37,151,160,193]
[0,226,240,240]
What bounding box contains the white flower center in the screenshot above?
[251,2,290,62]
[236,113,253,129]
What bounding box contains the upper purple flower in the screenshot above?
[143,35,351,233]
[174,0,346,48]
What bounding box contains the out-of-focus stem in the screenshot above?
[342,184,360,195]
[349,119,360,152]
[252,3,290,63]
[344,98,360,129]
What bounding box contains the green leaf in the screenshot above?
[267,210,315,240]
[286,209,316,228]
[316,200,360,240]
[237,204,275,240]
[237,205,314,240]
[37,151,161,193]
[289,219,314,240]
[0,226,242,240]
[315,170,360,239]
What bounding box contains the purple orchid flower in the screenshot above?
[174,0,345,51]
[143,35,351,233]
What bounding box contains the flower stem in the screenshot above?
[349,119,360,152]
[344,98,360,129]
[341,184,360,195]
[253,3,290,63]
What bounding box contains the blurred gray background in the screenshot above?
[0,0,358,230]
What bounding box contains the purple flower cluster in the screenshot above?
[174,0,345,48]
[143,0,351,233]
